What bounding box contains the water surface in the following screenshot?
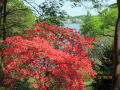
[63,23,80,32]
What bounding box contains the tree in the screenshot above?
[36,0,66,25]
[0,1,3,34]
[65,0,120,89]
[0,0,7,86]
[99,4,117,37]
[0,0,119,89]
[89,38,113,90]
[67,1,120,89]
[0,0,7,40]
[113,0,120,90]
[71,0,120,89]
[80,4,117,38]
[24,0,66,26]
[0,22,97,89]
[0,0,35,87]
[80,5,117,89]
[0,0,35,38]
[80,12,103,37]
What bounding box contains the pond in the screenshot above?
[63,23,80,32]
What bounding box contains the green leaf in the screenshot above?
[0,87,5,90]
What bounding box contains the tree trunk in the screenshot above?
[0,0,3,38]
[0,0,7,86]
[112,0,120,90]
[3,0,7,40]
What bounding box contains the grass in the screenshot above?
[86,86,94,90]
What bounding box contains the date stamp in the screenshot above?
[81,75,112,80]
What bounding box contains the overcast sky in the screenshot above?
[25,0,117,16]
[61,0,116,16]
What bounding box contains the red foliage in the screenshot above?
[0,22,97,90]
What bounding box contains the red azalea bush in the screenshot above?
[0,22,97,90]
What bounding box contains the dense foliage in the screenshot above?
[0,22,97,89]
[36,0,66,25]
[80,4,116,90]
[0,0,35,38]
[80,3,117,37]
[0,0,117,89]
[91,38,113,90]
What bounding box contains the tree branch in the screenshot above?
[24,0,40,15]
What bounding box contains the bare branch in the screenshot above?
[24,0,40,15]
